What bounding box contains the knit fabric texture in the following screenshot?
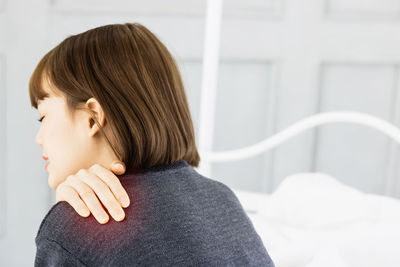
[34,159,275,266]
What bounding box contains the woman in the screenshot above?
[30,22,275,266]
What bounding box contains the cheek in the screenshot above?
[46,124,91,188]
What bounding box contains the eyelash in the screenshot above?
[37,116,45,123]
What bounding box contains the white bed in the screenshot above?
[233,172,400,267]
[198,111,400,267]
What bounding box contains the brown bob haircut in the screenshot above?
[29,22,200,172]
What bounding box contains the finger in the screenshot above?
[76,169,126,222]
[90,164,130,208]
[55,183,91,218]
[65,175,111,224]
[110,160,126,175]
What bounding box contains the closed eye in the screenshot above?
[37,116,45,123]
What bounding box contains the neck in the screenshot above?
[92,136,120,170]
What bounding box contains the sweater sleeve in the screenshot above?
[35,238,87,267]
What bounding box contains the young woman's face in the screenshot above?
[35,80,111,190]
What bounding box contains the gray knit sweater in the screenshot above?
[34,159,275,266]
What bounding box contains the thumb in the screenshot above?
[110,160,126,175]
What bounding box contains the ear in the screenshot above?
[85,98,105,137]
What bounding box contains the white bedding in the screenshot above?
[233,172,400,267]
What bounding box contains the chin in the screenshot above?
[48,175,58,190]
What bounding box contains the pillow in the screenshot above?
[260,172,382,228]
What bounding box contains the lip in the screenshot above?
[42,155,49,170]
[45,161,50,170]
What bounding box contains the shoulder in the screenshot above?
[34,201,94,265]
[35,201,85,244]
[35,200,120,249]
[36,201,73,239]
[193,172,243,204]
[177,170,249,218]
[35,198,150,261]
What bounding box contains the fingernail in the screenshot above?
[116,211,125,221]
[122,197,130,207]
[81,209,90,217]
[100,214,108,223]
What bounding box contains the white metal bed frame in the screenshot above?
[196,0,400,195]
[194,2,400,266]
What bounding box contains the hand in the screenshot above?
[55,161,130,224]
